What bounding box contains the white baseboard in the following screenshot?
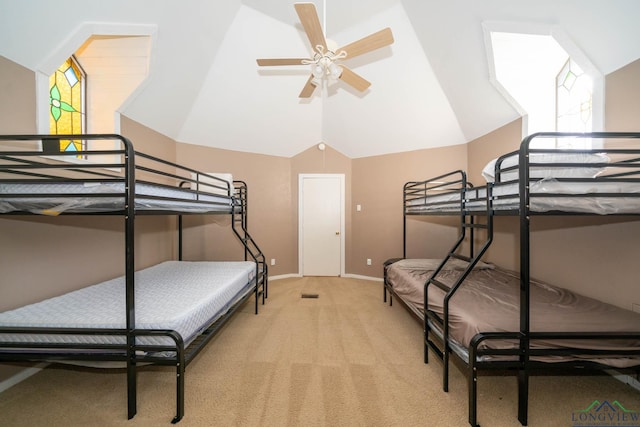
[269,274,382,282]
[0,363,48,393]
[268,273,301,281]
[342,273,383,282]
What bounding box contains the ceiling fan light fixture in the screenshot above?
[312,63,324,79]
[309,54,343,82]
[255,3,394,98]
[328,62,342,79]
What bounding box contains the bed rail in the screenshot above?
[405,132,640,217]
[403,170,471,219]
[0,134,236,215]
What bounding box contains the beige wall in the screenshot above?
[351,145,468,277]
[605,59,640,131]
[0,57,36,134]
[176,142,296,275]
[467,119,523,185]
[0,57,36,380]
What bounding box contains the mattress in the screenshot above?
[0,260,256,349]
[386,258,494,311]
[0,181,235,215]
[405,180,640,215]
[407,150,640,214]
[386,260,640,367]
[481,151,609,183]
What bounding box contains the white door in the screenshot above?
[299,174,344,276]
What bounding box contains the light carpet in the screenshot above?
[0,276,638,426]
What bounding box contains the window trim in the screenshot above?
[34,23,156,161]
[482,21,604,141]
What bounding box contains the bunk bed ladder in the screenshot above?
[424,183,494,394]
[232,181,268,314]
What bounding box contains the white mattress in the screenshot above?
[481,152,609,183]
[0,261,256,348]
[0,181,235,215]
[406,180,640,214]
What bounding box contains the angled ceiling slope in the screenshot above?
[178,1,466,158]
[1,1,640,159]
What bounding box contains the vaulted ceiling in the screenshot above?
[1,0,639,158]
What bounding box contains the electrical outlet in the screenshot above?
[271,259,276,266]
[367,258,372,266]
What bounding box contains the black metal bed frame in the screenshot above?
[384,131,640,426]
[0,134,268,423]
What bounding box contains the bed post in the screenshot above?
[173,346,185,424]
[517,369,529,424]
[178,215,183,261]
[403,182,408,259]
[517,134,534,426]
[122,136,138,420]
[468,337,480,427]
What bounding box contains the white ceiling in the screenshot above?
[1,0,639,158]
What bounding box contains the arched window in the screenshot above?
[47,56,86,157]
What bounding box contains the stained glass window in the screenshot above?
[556,58,592,147]
[49,56,86,156]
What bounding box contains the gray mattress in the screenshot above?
[406,180,640,215]
[407,151,640,215]
[0,181,235,214]
[0,260,256,348]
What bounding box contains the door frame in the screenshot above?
[298,173,345,276]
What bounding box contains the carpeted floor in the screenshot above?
[0,276,638,426]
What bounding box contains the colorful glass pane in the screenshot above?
[556,58,592,145]
[49,57,85,155]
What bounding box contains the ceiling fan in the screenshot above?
[256,2,394,98]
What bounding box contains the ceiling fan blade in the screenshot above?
[299,75,317,98]
[256,58,309,66]
[337,27,394,60]
[295,3,327,52]
[338,66,371,92]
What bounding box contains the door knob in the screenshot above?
[335,231,340,235]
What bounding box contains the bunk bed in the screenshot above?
[384,132,640,426]
[0,134,268,423]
